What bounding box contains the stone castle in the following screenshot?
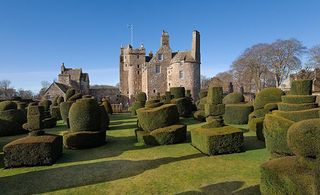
[119,30,201,101]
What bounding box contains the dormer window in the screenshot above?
[158,54,163,61]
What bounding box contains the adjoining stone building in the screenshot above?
[43,64,126,104]
[120,30,201,101]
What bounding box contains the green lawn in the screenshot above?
[0,114,268,195]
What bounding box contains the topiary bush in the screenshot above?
[222,92,244,104]
[60,101,73,125]
[191,126,244,155]
[0,101,27,136]
[253,88,284,110]
[170,87,185,99]
[102,99,113,114]
[196,97,207,111]
[290,79,313,95]
[66,88,76,101]
[136,92,147,102]
[68,93,83,101]
[137,104,179,132]
[277,102,318,111]
[23,105,44,131]
[170,97,193,117]
[287,119,320,159]
[199,90,208,99]
[264,114,295,156]
[204,103,225,117]
[39,100,52,112]
[272,108,320,122]
[207,87,223,105]
[248,117,264,141]
[263,103,278,112]
[223,103,253,124]
[57,96,64,104]
[50,106,61,120]
[281,95,317,104]
[193,110,206,122]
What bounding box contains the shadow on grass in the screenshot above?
[109,123,137,131]
[176,181,260,195]
[244,136,265,151]
[0,153,203,194]
[110,114,136,121]
[180,117,202,126]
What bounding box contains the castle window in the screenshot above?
[137,55,139,59]
[153,89,156,93]
[169,83,171,86]
[158,54,163,61]
[155,65,161,74]
[137,71,139,74]
[137,65,140,68]
[179,70,184,79]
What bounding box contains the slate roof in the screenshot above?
[170,51,196,63]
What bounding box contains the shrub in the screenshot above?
[131,101,145,115]
[170,87,185,98]
[57,96,64,104]
[39,100,52,111]
[136,92,147,102]
[207,87,223,105]
[222,92,244,104]
[287,119,320,159]
[264,103,278,112]
[193,110,206,122]
[277,102,318,111]
[196,97,207,110]
[69,98,101,132]
[3,134,63,167]
[253,88,284,110]
[43,117,57,129]
[290,79,313,95]
[260,156,316,195]
[68,93,83,101]
[99,105,110,130]
[248,108,268,120]
[136,124,187,145]
[50,106,61,120]
[145,102,163,108]
[66,88,76,101]
[24,105,44,131]
[163,91,172,104]
[264,114,294,156]
[170,97,193,117]
[272,108,320,122]
[248,117,264,141]
[137,104,179,132]
[223,103,253,124]
[60,101,73,124]
[102,99,113,114]
[281,95,317,104]
[52,96,59,106]
[63,130,106,149]
[204,103,225,117]
[0,101,17,111]
[201,118,224,128]
[191,126,244,155]
[199,90,208,99]
[0,108,27,136]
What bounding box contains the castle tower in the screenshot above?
[191,30,200,63]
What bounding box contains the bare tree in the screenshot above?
[201,75,210,89]
[307,45,320,68]
[267,39,306,87]
[17,89,34,99]
[0,80,16,99]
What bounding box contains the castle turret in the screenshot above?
[161,31,169,47]
[191,30,200,63]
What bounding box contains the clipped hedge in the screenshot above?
[196,97,207,110]
[24,105,44,131]
[136,124,187,145]
[39,100,52,111]
[272,108,320,122]
[193,110,206,122]
[137,104,179,132]
[68,93,83,101]
[287,119,320,159]
[254,88,284,110]
[264,103,278,112]
[201,118,224,128]
[260,156,316,195]
[69,98,101,132]
[248,117,264,141]
[63,130,106,149]
[204,103,225,117]
[191,126,244,155]
[60,101,73,124]
[136,92,147,102]
[264,114,295,156]
[248,108,268,120]
[222,92,244,104]
[281,95,317,104]
[277,102,318,111]
[0,108,27,136]
[170,97,193,117]
[207,87,223,105]
[50,106,61,120]
[199,90,208,99]
[131,101,145,115]
[145,102,163,108]
[223,103,253,124]
[290,79,313,95]
[102,99,113,114]
[66,88,76,100]
[170,87,185,99]
[0,101,17,111]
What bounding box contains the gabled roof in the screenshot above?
[44,82,70,95]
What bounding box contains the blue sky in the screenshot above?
[0,0,320,92]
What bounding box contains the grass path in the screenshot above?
[0,114,268,195]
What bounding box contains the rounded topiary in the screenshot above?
[136,92,147,102]
[170,87,185,99]
[66,88,76,101]
[69,98,101,132]
[99,105,109,130]
[248,117,264,141]
[170,97,192,117]
[264,103,278,112]
[223,103,253,124]
[131,101,145,115]
[68,93,83,101]
[57,96,64,104]
[253,88,284,110]
[0,105,27,136]
[287,119,320,159]
[0,101,17,111]
[193,110,206,122]
[137,104,179,132]
[60,101,73,124]
[207,87,223,105]
[290,79,313,95]
[223,92,244,104]
[196,97,207,110]
[281,95,317,104]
